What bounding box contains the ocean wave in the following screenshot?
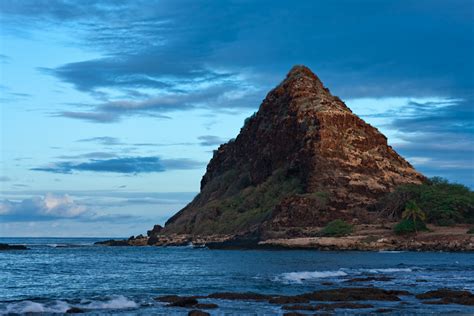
[46,243,88,248]
[2,300,69,314]
[83,295,138,309]
[275,270,348,283]
[47,244,69,248]
[274,267,421,284]
[363,268,414,273]
[0,296,138,314]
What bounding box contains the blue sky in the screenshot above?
[0,0,473,237]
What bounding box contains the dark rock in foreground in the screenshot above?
[167,298,198,307]
[154,288,474,313]
[66,307,84,313]
[158,288,411,305]
[318,302,374,310]
[283,302,374,311]
[416,289,474,306]
[298,288,410,302]
[188,311,210,316]
[155,295,203,304]
[0,243,28,250]
[195,303,218,309]
[154,295,218,310]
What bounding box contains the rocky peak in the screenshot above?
[285,65,324,87]
[260,65,351,119]
[162,65,425,237]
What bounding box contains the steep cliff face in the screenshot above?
[163,66,425,237]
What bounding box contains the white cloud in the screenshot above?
[41,193,88,217]
[0,193,89,221]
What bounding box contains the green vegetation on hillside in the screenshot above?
[394,219,428,235]
[402,201,426,230]
[378,177,474,226]
[320,219,354,237]
[186,167,304,235]
[394,201,428,235]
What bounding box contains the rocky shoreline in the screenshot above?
[95,224,474,252]
[59,287,474,314]
[149,287,474,315]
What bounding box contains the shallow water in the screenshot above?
[1,237,473,314]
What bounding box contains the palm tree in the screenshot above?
[402,201,426,234]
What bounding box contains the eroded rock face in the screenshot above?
[162,65,425,236]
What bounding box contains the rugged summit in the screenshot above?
[163,66,425,238]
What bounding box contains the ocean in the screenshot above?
[1,237,473,315]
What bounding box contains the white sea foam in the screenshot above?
[276,270,348,283]
[47,243,85,248]
[5,301,45,314]
[3,300,70,314]
[47,243,69,248]
[1,296,137,315]
[84,295,138,309]
[365,268,413,273]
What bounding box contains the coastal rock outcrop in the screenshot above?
[94,239,130,246]
[0,243,28,250]
[160,65,424,238]
[416,289,474,306]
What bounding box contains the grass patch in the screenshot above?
[320,219,354,237]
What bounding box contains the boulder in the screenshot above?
[416,289,474,306]
[66,307,84,313]
[195,303,218,309]
[167,298,198,307]
[188,310,210,316]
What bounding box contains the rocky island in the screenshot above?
[0,243,28,251]
[98,65,474,251]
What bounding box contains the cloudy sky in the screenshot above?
[0,0,473,237]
